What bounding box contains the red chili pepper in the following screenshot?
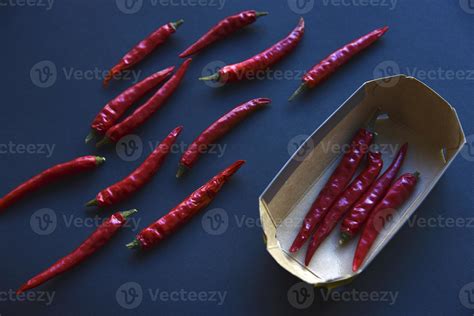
[176,98,270,178]
[289,128,374,253]
[126,160,245,250]
[86,66,174,143]
[103,20,184,86]
[16,209,137,293]
[87,127,182,208]
[199,18,304,83]
[0,156,105,211]
[97,59,192,147]
[352,172,419,272]
[304,152,383,265]
[289,26,389,101]
[339,143,408,244]
[179,10,268,58]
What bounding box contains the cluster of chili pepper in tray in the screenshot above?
[2,9,396,294]
[289,112,419,271]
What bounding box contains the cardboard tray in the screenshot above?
[259,75,466,287]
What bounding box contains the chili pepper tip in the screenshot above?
[96,137,111,148]
[176,164,188,178]
[198,73,220,82]
[288,83,307,101]
[85,199,99,207]
[126,240,141,249]
[171,19,184,30]
[85,131,98,144]
[120,209,138,219]
[255,11,269,17]
[339,232,351,246]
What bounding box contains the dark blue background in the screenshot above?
[1,0,473,315]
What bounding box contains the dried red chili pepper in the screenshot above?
[103,20,184,86]
[289,26,389,101]
[17,209,137,293]
[339,143,408,244]
[0,156,105,211]
[199,18,304,83]
[352,172,419,271]
[126,160,244,250]
[304,152,383,265]
[87,127,182,207]
[289,128,374,253]
[179,10,268,58]
[176,98,270,178]
[97,59,192,147]
[86,66,174,143]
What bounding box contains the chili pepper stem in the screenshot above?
[255,11,269,17]
[85,199,99,207]
[171,19,184,30]
[95,156,106,165]
[126,240,141,249]
[413,171,420,179]
[198,73,220,81]
[288,83,307,101]
[339,232,351,246]
[85,130,98,144]
[96,137,111,148]
[120,209,138,219]
[176,164,189,178]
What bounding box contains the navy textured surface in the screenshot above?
[0,0,473,315]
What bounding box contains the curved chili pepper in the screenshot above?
[127,160,245,250]
[352,172,419,272]
[16,209,137,294]
[0,156,105,211]
[304,152,383,266]
[289,128,374,253]
[176,98,270,178]
[199,18,304,84]
[340,143,408,244]
[86,66,174,143]
[103,20,184,86]
[289,26,389,101]
[97,59,192,147]
[87,127,182,207]
[179,10,268,58]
